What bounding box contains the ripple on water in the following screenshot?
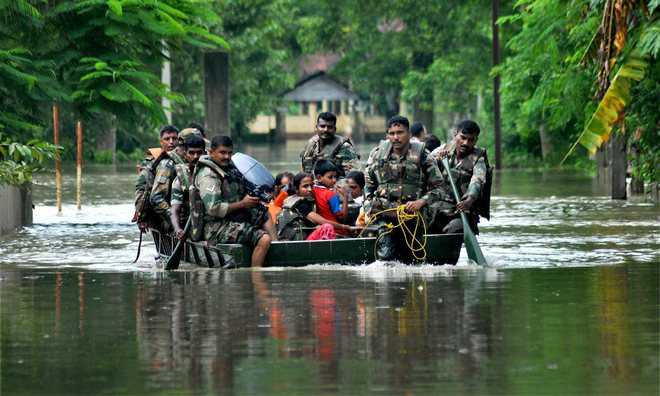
[1,192,658,271]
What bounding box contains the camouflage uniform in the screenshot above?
[170,163,193,229]
[194,156,267,247]
[364,140,443,260]
[430,142,490,234]
[300,134,360,176]
[149,150,185,230]
[133,149,167,230]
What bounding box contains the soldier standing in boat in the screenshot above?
[300,111,360,177]
[133,125,179,232]
[170,134,205,240]
[149,125,187,231]
[363,115,443,261]
[192,135,277,267]
[430,119,492,234]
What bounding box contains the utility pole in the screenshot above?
[492,0,502,170]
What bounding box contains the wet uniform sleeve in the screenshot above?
[363,147,380,215]
[197,172,229,219]
[420,150,442,204]
[150,161,174,216]
[465,156,487,199]
[171,176,183,206]
[335,142,360,174]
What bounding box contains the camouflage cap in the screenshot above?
[178,128,203,140]
[179,128,210,149]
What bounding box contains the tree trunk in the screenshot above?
[273,107,286,143]
[539,123,553,160]
[95,122,116,164]
[610,132,627,200]
[204,51,231,140]
[413,100,433,133]
[492,0,502,170]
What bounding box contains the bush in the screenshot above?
[0,134,59,185]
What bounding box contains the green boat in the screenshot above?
[151,230,463,268]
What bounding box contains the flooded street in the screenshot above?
[1,141,659,395]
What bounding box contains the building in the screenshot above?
[248,71,386,140]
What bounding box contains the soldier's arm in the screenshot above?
[170,177,183,234]
[464,156,487,200]
[420,150,443,204]
[149,163,172,216]
[362,148,380,215]
[198,173,257,220]
[336,142,361,173]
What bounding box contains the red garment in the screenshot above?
[306,223,336,240]
[312,185,340,222]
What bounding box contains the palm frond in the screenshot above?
[560,51,648,164]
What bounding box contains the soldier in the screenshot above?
[193,136,277,267]
[430,119,491,234]
[300,111,359,177]
[133,125,179,232]
[170,135,205,240]
[364,115,443,261]
[149,127,204,231]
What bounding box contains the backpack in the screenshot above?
[132,151,167,225]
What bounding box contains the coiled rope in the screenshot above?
[359,205,428,261]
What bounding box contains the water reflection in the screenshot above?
[1,264,658,395]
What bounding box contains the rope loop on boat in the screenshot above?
[359,205,428,261]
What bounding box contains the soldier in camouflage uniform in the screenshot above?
[300,111,360,177]
[150,126,206,231]
[364,115,444,261]
[194,136,277,267]
[170,135,206,240]
[430,120,491,234]
[133,125,179,232]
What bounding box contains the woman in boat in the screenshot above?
[277,172,360,241]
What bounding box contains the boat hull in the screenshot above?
[152,230,463,268]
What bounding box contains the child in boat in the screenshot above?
[268,171,294,222]
[312,160,349,226]
[276,172,358,240]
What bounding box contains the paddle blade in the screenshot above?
[165,240,184,270]
[460,213,487,266]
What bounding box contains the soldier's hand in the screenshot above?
[456,196,476,212]
[434,148,450,160]
[138,222,149,232]
[240,195,260,208]
[404,199,427,213]
[175,229,185,240]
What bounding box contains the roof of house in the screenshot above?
[283,71,358,102]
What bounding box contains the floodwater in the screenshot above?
[1,141,658,395]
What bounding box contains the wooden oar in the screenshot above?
[441,157,488,266]
[165,218,192,270]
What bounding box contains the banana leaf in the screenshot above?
[561,52,648,164]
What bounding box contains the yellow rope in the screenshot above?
[359,205,428,261]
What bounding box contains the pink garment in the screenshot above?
[306,223,336,240]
